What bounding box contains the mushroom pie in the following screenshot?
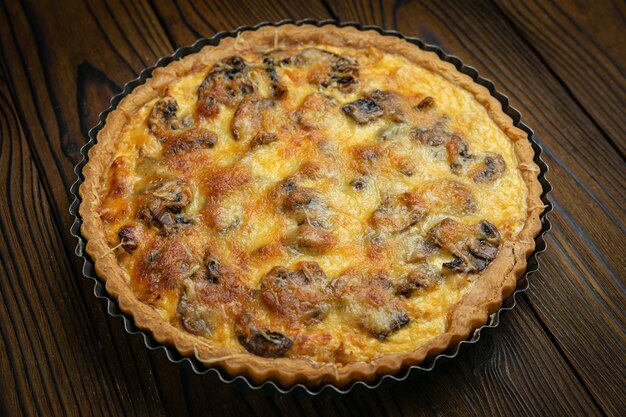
[80,24,544,388]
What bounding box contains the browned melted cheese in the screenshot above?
[99,46,527,362]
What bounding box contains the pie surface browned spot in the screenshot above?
[79,24,543,388]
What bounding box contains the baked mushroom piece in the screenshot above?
[277,181,336,252]
[234,313,293,358]
[416,96,435,111]
[148,96,217,155]
[413,116,505,181]
[403,234,438,263]
[293,224,337,254]
[412,118,449,147]
[412,118,474,171]
[351,144,383,175]
[192,252,227,284]
[262,57,287,98]
[417,180,477,216]
[394,263,440,296]
[177,253,248,336]
[137,179,193,232]
[369,192,429,234]
[162,128,217,156]
[472,153,507,182]
[260,262,331,324]
[117,226,138,253]
[197,56,257,119]
[250,132,278,148]
[177,278,214,336]
[333,272,410,340]
[280,183,324,223]
[427,218,501,273]
[343,95,384,124]
[281,48,359,92]
[295,93,339,131]
[343,90,415,124]
[281,184,318,210]
[230,96,278,144]
[446,134,473,172]
[148,96,182,137]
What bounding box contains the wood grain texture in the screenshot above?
[150,0,330,47]
[0,0,624,416]
[0,1,173,416]
[0,67,158,417]
[496,0,626,157]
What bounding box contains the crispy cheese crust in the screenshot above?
[80,25,543,388]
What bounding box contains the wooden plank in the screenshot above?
[319,0,626,414]
[495,0,626,157]
[0,66,159,417]
[151,0,330,47]
[0,2,175,416]
[0,0,175,230]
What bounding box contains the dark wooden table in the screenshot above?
[1,0,624,416]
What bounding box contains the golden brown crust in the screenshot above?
[79,24,543,389]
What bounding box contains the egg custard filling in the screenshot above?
[80,25,543,385]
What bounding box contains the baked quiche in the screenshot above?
[79,24,544,388]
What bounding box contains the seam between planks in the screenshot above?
[146,0,177,50]
[319,0,341,21]
[0,2,152,416]
[489,0,626,162]
[0,50,123,417]
[483,2,620,413]
[520,292,609,417]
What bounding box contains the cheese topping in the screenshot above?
[99,46,527,363]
